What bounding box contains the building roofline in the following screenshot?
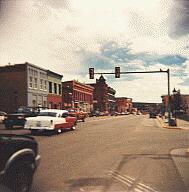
[15,62,47,71]
[62,80,94,89]
[47,70,63,78]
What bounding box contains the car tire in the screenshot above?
[71,126,76,131]
[82,118,85,122]
[5,161,33,192]
[55,129,62,134]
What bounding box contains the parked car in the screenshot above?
[68,108,87,122]
[0,111,7,124]
[0,134,40,192]
[90,110,100,117]
[149,112,157,118]
[4,107,40,129]
[24,109,77,134]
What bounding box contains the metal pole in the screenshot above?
[167,69,171,125]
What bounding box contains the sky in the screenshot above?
[0,0,189,102]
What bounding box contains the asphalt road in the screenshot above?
[28,115,189,191]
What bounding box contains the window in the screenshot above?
[54,83,57,94]
[29,76,33,88]
[44,80,47,91]
[34,78,37,89]
[58,84,61,95]
[43,100,47,107]
[49,82,52,93]
[40,79,43,90]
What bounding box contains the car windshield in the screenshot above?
[1,1,189,192]
[38,112,57,117]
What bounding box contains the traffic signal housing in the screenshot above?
[89,68,94,79]
[115,67,120,78]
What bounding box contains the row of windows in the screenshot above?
[28,68,47,79]
[29,76,47,91]
[49,82,61,95]
[73,91,92,102]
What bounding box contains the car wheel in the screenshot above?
[82,118,85,122]
[55,129,62,134]
[71,126,76,131]
[5,161,33,192]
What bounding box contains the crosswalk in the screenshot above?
[108,171,159,192]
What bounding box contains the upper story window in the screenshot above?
[49,82,52,93]
[40,79,43,90]
[58,84,61,95]
[44,80,47,91]
[54,83,57,94]
[29,76,33,88]
[34,78,38,89]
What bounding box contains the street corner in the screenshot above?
[157,117,168,129]
[157,117,187,130]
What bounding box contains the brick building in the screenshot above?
[162,94,189,115]
[108,87,116,113]
[62,80,94,113]
[90,75,116,113]
[0,63,48,113]
[116,97,133,113]
[47,70,63,109]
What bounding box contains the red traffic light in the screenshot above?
[89,68,94,79]
[115,67,120,78]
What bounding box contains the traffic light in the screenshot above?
[115,67,120,78]
[89,68,94,79]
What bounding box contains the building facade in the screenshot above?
[90,75,108,112]
[108,86,116,113]
[116,97,133,113]
[47,70,62,109]
[62,80,94,113]
[90,75,116,113]
[133,102,161,114]
[0,62,48,113]
[162,94,189,115]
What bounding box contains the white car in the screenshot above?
[24,109,77,134]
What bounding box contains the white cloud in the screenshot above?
[0,0,189,102]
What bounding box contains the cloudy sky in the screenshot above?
[0,0,189,102]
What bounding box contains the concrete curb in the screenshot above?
[186,148,189,156]
[157,117,189,130]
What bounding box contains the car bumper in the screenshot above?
[25,126,54,130]
[34,155,41,171]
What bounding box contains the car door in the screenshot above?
[62,112,76,127]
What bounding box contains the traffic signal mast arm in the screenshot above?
[93,69,169,75]
[89,67,171,126]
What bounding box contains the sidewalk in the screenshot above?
[157,117,189,158]
[157,116,189,130]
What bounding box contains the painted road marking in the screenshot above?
[109,171,159,192]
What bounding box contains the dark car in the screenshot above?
[0,134,40,192]
[149,112,157,118]
[4,107,40,129]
